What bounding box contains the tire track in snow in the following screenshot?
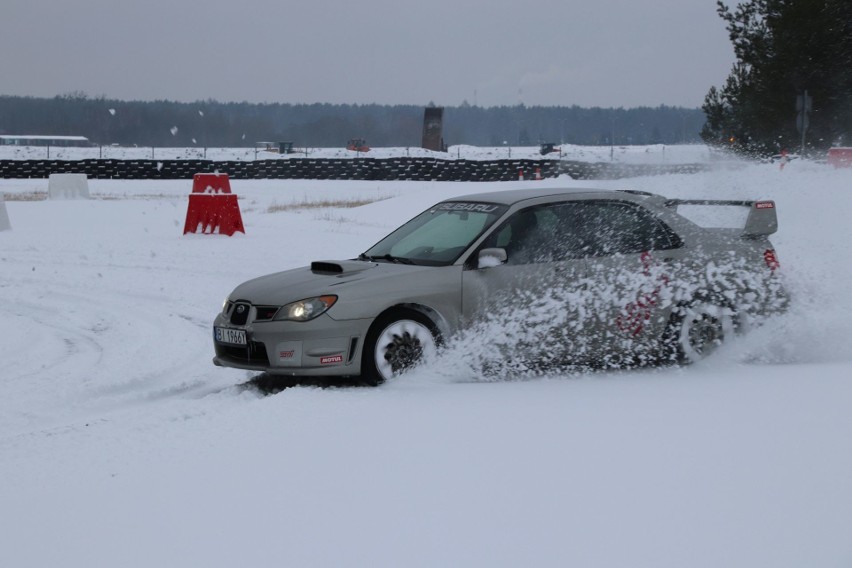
[0,275,234,434]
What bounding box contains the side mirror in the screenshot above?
[478,247,507,268]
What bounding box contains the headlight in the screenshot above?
[275,295,338,322]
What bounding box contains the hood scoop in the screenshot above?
[311,261,344,273]
[310,260,375,275]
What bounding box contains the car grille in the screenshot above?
[230,302,250,325]
[254,306,279,321]
[216,340,270,366]
[227,302,279,324]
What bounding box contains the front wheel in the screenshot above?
[361,310,439,384]
[665,301,736,364]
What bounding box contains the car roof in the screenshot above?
[444,187,652,206]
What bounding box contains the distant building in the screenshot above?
[0,135,90,147]
[421,107,445,152]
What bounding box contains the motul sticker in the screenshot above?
[320,355,343,365]
[755,201,775,209]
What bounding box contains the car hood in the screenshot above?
[229,259,436,305]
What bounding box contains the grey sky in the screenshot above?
[1,0,733,108]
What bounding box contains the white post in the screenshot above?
[801,89,808,157]
[0,193,11,231]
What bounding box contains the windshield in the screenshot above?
[361,201,508,266]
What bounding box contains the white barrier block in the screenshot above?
[48,173,91,200]
[0,194,11,231]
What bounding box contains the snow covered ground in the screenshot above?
[1,159,851,567]
[0,142,724,164]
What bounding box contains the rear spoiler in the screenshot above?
[666,199,778,237]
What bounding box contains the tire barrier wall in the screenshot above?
[0,158,710,181]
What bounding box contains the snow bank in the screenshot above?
[1,143,731,165]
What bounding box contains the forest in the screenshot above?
[0,94,704,149]
[702,0,852,155]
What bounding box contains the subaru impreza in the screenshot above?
[213,188,786,382]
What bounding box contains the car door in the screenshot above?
[461,201,607,366]
[461,203,562,317]
[461,198,684,366]
[563,199,686,359]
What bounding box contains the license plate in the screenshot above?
[215,327,246,345]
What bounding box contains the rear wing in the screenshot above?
[665,199,778,237]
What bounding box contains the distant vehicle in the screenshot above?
[256,141,295,154]
[346,138,370,152]
[764,152,799,164]
[213,188,787,383]
[540,143,560,155]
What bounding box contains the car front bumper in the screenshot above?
[212,313,374,376]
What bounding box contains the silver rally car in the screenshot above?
[213,188,786,382]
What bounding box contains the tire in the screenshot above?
[664,300,736,364]
[361,310,439,385]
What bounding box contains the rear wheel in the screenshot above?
[665,301,735,364]
[361,310,439,384]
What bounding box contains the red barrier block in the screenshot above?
[827,147,852,168]
[192,173,232,194]
[183,194,245,236]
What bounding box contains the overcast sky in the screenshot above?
[1,0,734,109]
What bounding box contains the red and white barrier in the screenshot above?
[190,172,233,194]
[827,147,852,168]
[183,173,245,236]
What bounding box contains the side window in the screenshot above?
[479,200,680,266]
[484,206,556,265]
[502,208,546,265]
[548,202,597,259]
[580,201,680,256]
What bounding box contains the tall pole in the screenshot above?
[801,89,808,157]
[610,115,615,161]
[797,90,811,157]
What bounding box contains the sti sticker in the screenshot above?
[276,341,302,366]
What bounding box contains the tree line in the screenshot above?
[0,94,704,149]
